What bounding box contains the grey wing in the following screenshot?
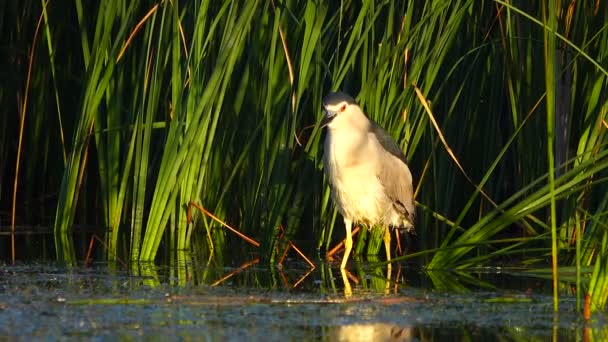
[377,154,415,225]
[370,121,408,165]
[370,123,416,225]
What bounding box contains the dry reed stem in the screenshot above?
[278,242,291,266]
[278,268,290,288]
[116,4,159,62]
[414,85,499,208]
[11,0,49,263]
[188,203,314,267]
[85,234,128,268]
[187,201,259,247]
[289,241,315,268]
[343,268,359,284]
[292,267,315,289]
[395,229,402,255]
[270,0,295,111]
[326,226,361,258]
[177,17,191,88]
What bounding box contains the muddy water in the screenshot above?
[0,261,604,341]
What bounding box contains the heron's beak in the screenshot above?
[321,109,337,128]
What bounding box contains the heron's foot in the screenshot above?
[340,268,353,298]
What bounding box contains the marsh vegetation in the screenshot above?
[2,0,608,316]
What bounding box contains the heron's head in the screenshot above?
[321,92,362,129]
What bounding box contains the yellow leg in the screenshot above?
[383,226,392,262]
[340,268,353,298]
[383,226,393,294]
[341,219,353,269]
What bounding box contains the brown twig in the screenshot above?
[343,268,359,285]
[187,201,259,247]
[211,258,259,287]
[276,224,315,268]
[289,241,315,269]
[395,229,403,255]
[394,265,403,292]
[85,235,95,267]
[326,226,361,258]
[277,268,290,288]
[278,243,291,266]
[292,267,315,289]
[85,234,128,269]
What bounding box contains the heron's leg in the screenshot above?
[340,268,353,298]
[383,226,391,262]
[383,226,393,294]
[341,219,353,269]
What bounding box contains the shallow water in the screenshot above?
[0,261,605,341]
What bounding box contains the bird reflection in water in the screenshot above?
[328,323,414,342]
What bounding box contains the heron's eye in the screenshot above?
[339,104,346,112]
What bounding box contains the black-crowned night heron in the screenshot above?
[322,91,415,269]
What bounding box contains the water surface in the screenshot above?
[0,261,604,341]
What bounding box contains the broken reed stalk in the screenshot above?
[327,226,361,258]
[187,201,314,268]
